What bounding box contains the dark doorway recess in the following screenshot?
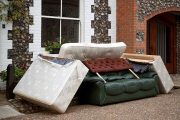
[147,12,177,73]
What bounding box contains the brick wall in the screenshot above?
[117,0,180,54]
[116,0,136,53]
[0,0,117,71]
[8,0,33,70]
[91,0,113,43]
[117,0,180,73]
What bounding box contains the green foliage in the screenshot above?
[0,0,28,22]
[0,70,7,81]
[45,41,61,53]
[0,66,25,81]
[0,1,8,21]
[14,66,25,81]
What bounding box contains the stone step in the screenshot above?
[0,105,24,119]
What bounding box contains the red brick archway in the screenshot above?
[117,1,180,53]
[147,12,178,73]
[136,8,180,54]
[117,1,180,73]
[137,9,180,74]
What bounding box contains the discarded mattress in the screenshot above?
[13,55,88,113]
[59,42,126,60]
[121,53,174,94]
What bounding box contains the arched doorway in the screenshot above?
[147,12,180,73]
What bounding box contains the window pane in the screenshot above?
[42,0,61,16]
[62,0,79,18]
[61,20,79,43]
[41,18,60,47]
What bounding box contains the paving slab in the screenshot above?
[171,74,180,88]
[0,105,23,119]
[0,91,9,106]
[0,80,6,91]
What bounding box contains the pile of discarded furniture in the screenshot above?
[13,42,174,113]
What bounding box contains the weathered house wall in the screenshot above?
[0,0,116,71]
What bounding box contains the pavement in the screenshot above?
[0,74,180,120]
[1,88,180,120]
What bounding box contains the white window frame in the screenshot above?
[41,0,84,44]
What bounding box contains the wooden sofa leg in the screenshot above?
[129,69,140,79]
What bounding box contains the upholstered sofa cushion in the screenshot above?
[84,70,135,82]
[83,58,132,73]
[121,53,174,94]
[78,71,159,105]
[105,78,156,96]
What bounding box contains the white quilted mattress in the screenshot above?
[59,42,126,60]
[13,56,88,113]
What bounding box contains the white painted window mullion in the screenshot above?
[42,16,61,19]
[60,0,62,44]
[79,21,81,42]
[60,0,62,17]
[60,19,62,44]
[41,0,82,44]
[42,16,80,21]
[60,17,80,20]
